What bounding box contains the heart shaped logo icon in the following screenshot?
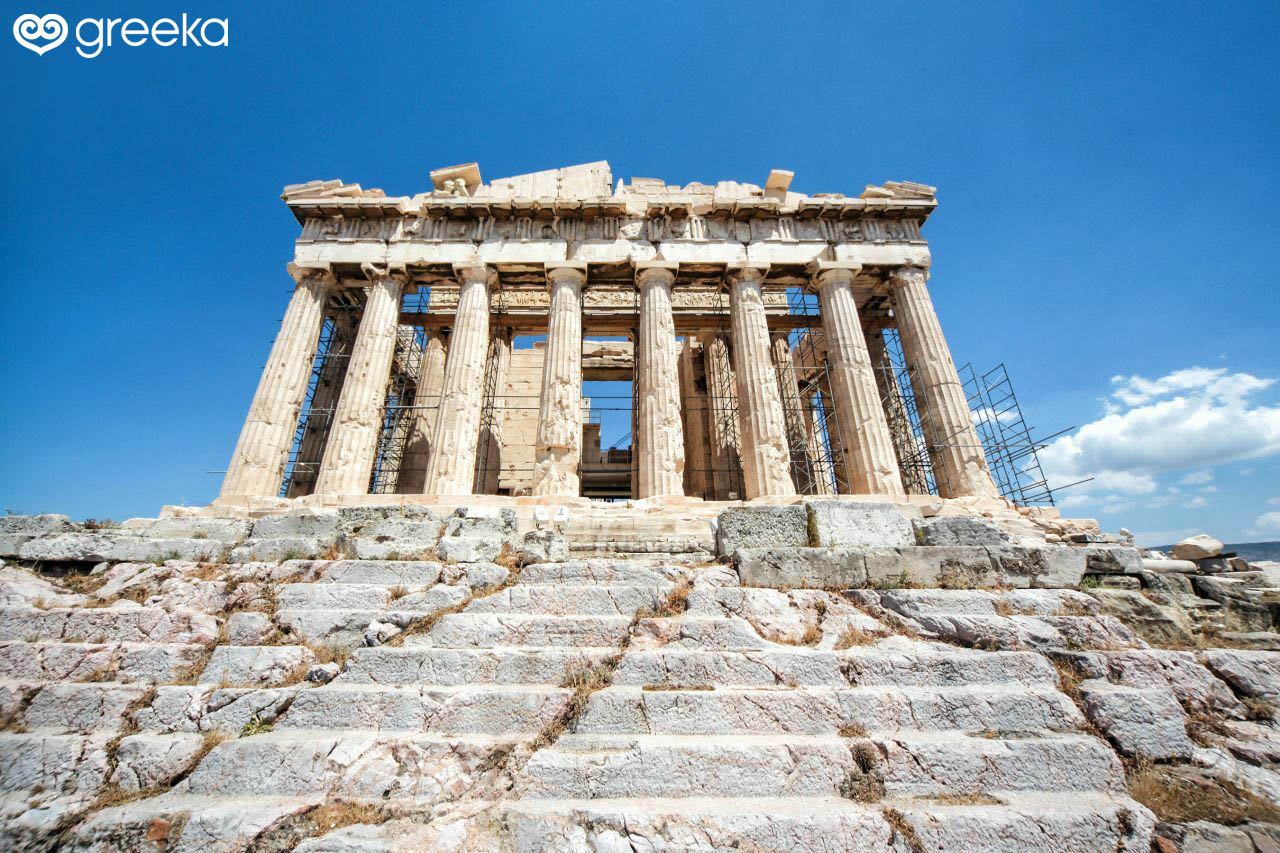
[13,13,67,55]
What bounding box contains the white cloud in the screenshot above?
[1183,496,1208,509]
[1269,496,1280,506]
[1179,469,1213,485]
[1246,511,1280,538]
[1043,367,1280,496]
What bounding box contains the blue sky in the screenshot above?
[2,1,1277,544]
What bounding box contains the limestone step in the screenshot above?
[276,583,465,612]
[408,614,634,649]
[181,731,515,798]
[612,646,1060,688]
[277,684,571,733]
[0,681,152,733]
[463,584,670,616]
[500,793,1152,852]
[0,606,217,645]
[275,609,423,645]
[315,560,444,586]
[0,641,206,683]
[519,733,1125,799]
[0,732,114,794]
[337,647,618,686]
[573,685,1083,735]
[518,560,686,585]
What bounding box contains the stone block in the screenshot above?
[864,546,1000,589]
[442,506,517,538]
[916,516,1011,546]
[735,547,867,589]
[228,537,329,562]
[225,611,274,646]
[110,733,204,790]
[344,519,441,560]
[128,518,251,542]
[437,535,502,564]
[1170,534,1223,560]
[986,546,1087,588]
[715,505,808,556]
[1082,546,1143,575]
[0,514,72,557]
[519,530,569,564]
[1078,682,1194,760]
[249,511,339,539]
[805,501,914,548]
[198,646,315,687]
[464,562,510,589]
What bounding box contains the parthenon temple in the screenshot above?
[218,161,1000,507]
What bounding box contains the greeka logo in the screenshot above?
[13,11,228,58]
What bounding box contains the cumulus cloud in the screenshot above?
[1042,367,1280,497]
[1246,511,1280,538]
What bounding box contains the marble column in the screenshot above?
[699,331,743,500]
[888,265,999,498]
[220,265,335,500]
[811,263,904,496]
[770,333,820,495]
[423,263,496,496]
[634,263,685,498]
[678,339,711,499]
[395,329,448,494]
[863,323,922,493]
[728,267,796,498]
[314,265,407,496]
[287,309,358,498]
[819,375,850,491]
[799,389,835,496]
[532,265,586,497]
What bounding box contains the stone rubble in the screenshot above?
[0,509,1274,850]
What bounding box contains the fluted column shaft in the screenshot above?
[314,266,406,496]
[476,331,512,494]
[888,266,999,498]
[635,265,685,498]
[814,266,904,496]
[864,324,923,494]
[533,267,586,496]
[395,330,448,494]
[699,332,743,500]
[678,340,711,499]
[423,264,495,495]
[220,266,334,500]
[771,333,821,494]
[729,268,796,498]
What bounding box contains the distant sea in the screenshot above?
[1155,541,1280,563]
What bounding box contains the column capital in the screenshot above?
[546,263,587,290]
[635,261,677,289]
[287,263,336,288]
[806,260,861,290]
[887,264,930,288]
[725,264,770,286]
[452,262,498,287]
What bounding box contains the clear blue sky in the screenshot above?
[3,1,1278,544]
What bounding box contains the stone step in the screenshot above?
[337,647,618,686]
[0,606,217,645]
[500,793,1152,852]
[0,641,206,683]
[407,614,634,649]
[314,560,444,586]
[276,582,465,612]
[0,681,152,733]
[274,609,421,645]
[612,646,1060,688]
[463,584,670,616]
[519,733,1125,799]
[518,560,685,586]
[277,684,570,733]
[181,731,515,798]
[0,732,114,794]
[574,685,1082,735]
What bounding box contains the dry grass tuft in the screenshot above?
[494,543,520,570]
[881,807,925,852]
[799,622,823,647]
[87,785,164,812]
[920,792,1005,806]
[834,626,878,650]
[170,647,214,686]
[635,577,692,621]
[1128,759,1280,824]
[643,683,713,691]
[387,585,408,601]
[299,799,391,834]
[838,722,867,738]
[530,658,622,752]
[306,640,351,668]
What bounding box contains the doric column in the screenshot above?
[395,329,448,494]
[864,323,924,494]
[699,331,743,500]
[220,265,335,500]
[819,375,850,491]
[810,262,904,496]
[728,266,796,498]
[888,265,999,498]
[678,339,711,499]
[634,263,685,498]
[799,389,835,496]
[423,263,496,495]
[475,329,512,494]
[533,265,586,496]
[770,333,820,495]
[287,309,358,498]
[313,265,407,496]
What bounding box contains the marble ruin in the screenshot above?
[219,161,998,507]
[1,163,1278,852]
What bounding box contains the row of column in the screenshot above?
[219,260,997,502]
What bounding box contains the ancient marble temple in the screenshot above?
[217,161,998,507]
